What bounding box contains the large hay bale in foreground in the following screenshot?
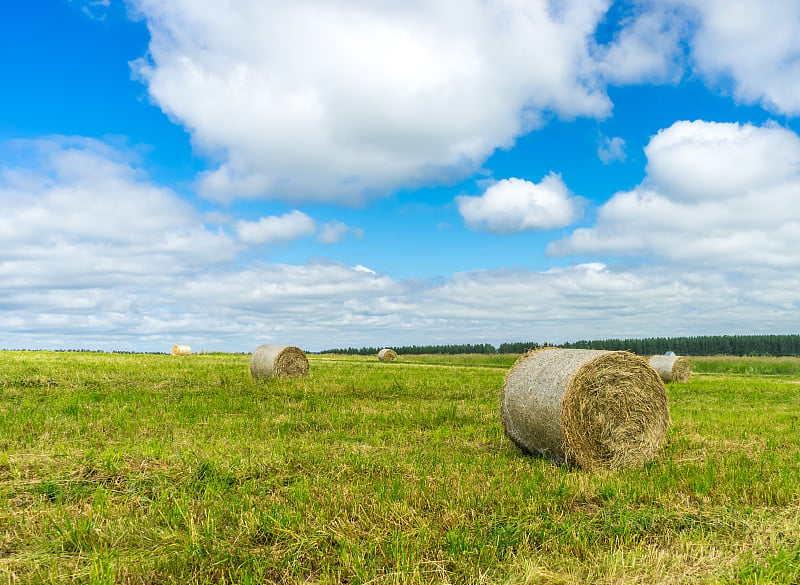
[377,348,398,362]
[648,355,690,383]
[501,349,669,469]
[249,344,309,379]
[171,345,191,356]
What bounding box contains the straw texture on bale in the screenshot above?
[501,349,670,469]
[648,355,691,383]
[249,344,309,379]
[377,348,398,362]
[171,345,191,356]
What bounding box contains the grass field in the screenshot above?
[1,351,799,584]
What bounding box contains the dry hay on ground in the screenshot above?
[648,354,691,383]
[249,344,309,379]
[501,348,670,469]
[170,345,191,356]
[378,348,398,362]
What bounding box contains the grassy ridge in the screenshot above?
[1,351,799,583]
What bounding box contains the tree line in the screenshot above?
[319,343,498,356]
[320,334,800,356]
[558,334,800,356]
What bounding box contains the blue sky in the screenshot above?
[1,0,800,352]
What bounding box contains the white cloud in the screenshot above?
[75,0,800,212]
[456,174,583,233]
[129,0,613,204]
[317,220,364,245]
[235,211,317,245]
[593,1,800,114]
[550,120,800,269]
[644,120,800,201]
[9,251,795,352]
[678,0,800,115]
[142,262,800,350]
[0,137,497,353]
[604,0,800,115]
[2,137,798,353]
[317,221,348,245]
[71,0,110,20]
[597,135,626,163]
[594,5,687,84]
[0,137,238,278]
[0,137,237,350]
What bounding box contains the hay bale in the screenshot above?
[501,349,669,469]
[377,348,398,362]
[249,344,309,379]
[171,344,191,356]
[648,355,690,383]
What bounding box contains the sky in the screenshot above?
[1,0,799,352]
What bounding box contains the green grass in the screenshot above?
[1,351,799,584]
[317,352,520,368]
[690,355,800,377]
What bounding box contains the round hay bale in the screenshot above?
[171,344,191,356]
[648,355,690,383]
[501,349,669,469]
[377,348,398,362]
[249,344,309,379]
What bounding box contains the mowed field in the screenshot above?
[1,351,799,584]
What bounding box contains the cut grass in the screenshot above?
[1,351,799,583]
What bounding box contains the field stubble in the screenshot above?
[0,352,799,583]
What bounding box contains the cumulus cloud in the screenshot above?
[9,248,796,352]
[550,120,800,269]
[456,174,583,233]
[2,139,798,352]
[0,137,238,280]
[597,135,626,163]
[317,221,348,245]
[67,0,800,210]
[169,263,691,346]
[604,0,800,115]
[678,0,800,115]
[317,220,364,245]
[593,1,800,114]
[129,0,613,203]
[644,120,800,201]
[0,137,371,352]
[0,137,235,350]
[594,5,687,84]
[235,211,317,245]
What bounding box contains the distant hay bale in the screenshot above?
[249,344,309,379]
[377,348,398,362]
[501,349,670,469]
[171,345,191,356]
[648,355,691,383]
